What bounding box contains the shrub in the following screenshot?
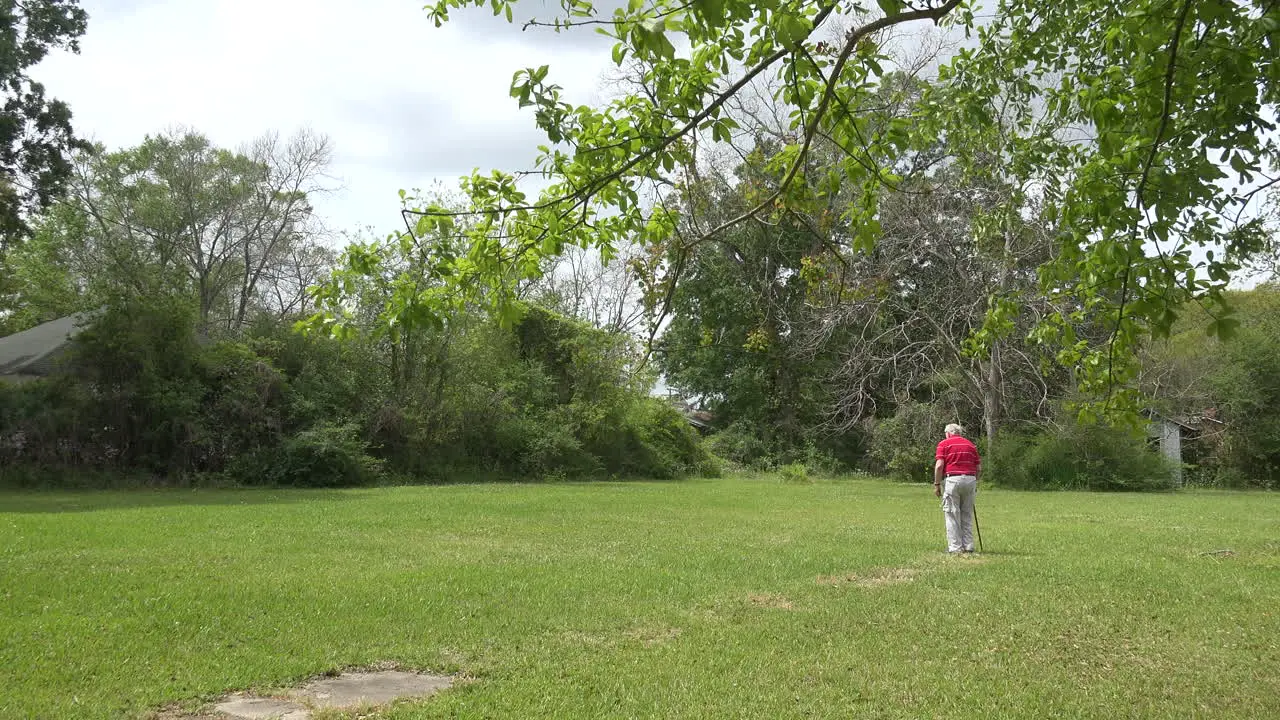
[989,423,1175,491]
[779,462,810,484]
[71,299,209,473]
[794,440,848,477]
[619,398,720,479]
[231,421,382,487]
[4,299,722,485]
[703,421,850,474]
[705,421,776,470]
[0,378,99,468]
[1204,316,1280,489]
[243,315,385,430]
[196,341,289,466]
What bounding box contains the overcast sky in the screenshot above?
[32,1,1271,290]
[33,0,622,239]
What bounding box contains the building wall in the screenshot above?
[1157,420,1183,486]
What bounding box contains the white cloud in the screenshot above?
[33,0,618,239]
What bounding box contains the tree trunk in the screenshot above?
[982,225,1017,474]
[198,277,214,336]
[983,350,1000,463]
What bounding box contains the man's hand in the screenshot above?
[933,483,942,498]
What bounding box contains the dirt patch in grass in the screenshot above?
[623,625,682,647]
[817,567,917,588]
[560,629,616,648]
[944,553,990,564]
[1198,548,1236,558]
[747,592,795,610]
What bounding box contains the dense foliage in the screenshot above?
[0,299,715,486]
[6,1,1280,490]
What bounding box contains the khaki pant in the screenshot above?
[941,475,977,553]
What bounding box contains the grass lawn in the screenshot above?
[1,477,1278,719]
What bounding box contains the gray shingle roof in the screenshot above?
[0,314,91,377]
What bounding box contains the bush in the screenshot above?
[70,298,207,473]
[705,421,776,470]
[704,422,850,474]
[4,299,721,485]
[779,462,809,483]
[0,378,99,468]
[988,423,1175,491]
[1204,312,1280,489]
[196,341,289,465]
[242,315,385,430]
[231,421,382,487]
[619,398,720,479]
[0,299,213,475]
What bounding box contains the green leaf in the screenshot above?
[875,0,905,17]
[693,0,726,27]
[1229,153,1251,178]
[774,14,809,49]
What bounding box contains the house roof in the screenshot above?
[1146,410,1224,430]
[0,313,91,377]
[685,411,713,430]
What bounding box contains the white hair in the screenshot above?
[945,423,965,436]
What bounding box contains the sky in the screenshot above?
[31,1,1273,284]
[33,0,623,239]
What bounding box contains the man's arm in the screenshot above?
[933,459,944,497]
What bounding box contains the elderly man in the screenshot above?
[933,423,980,554]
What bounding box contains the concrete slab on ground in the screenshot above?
[203,670,454,719]
[292,670,454,709]
[211,695,308,719]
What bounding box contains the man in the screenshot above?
[933,423,980,554]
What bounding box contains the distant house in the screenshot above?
[684,409,714,434]
[1146,410,1225,486]
[0,313,92,383]
[668,397,714,435]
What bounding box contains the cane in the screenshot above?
[973,502,984,553]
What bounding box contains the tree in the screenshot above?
[1145,285,1280,488]
[0,0,88,245]
[529,243,650,335]
[306,0,1278,426]
[655,148,849,451]
[8,128,335,333]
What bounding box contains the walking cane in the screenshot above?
[973,502,984,553]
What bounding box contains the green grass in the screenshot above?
[1,478,1278,719]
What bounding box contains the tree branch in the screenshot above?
[686,0,963,246]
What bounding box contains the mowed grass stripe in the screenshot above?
[1,479,1277,718]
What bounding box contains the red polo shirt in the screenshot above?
[936,435,980,476]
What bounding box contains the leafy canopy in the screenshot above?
[306,0,1279,424]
